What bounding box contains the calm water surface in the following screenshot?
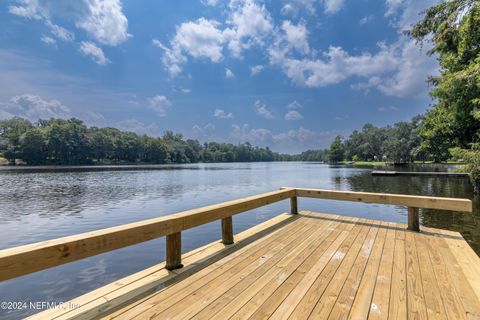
[0,162,478,319]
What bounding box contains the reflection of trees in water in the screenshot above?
[0,171,185,222]
[344,171,480,255]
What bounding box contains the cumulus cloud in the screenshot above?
[254,100,274,119]
[323,0,344,13]
[285,110,303,120]
[152,18,225,76]
[148,95,172,117]
[191,123,218,141]
[214,108,234,119]
[116,119,159,136]
[79,41,110,65]
[230,124,346,153]
[225,68,235,79]
[281,20,309,54]
[250,65,264,76]
[0,94,71,121]
[270,43,399,88]
[287,100,302,109]
[351,37,438,97]
[154,0,274,76]
[8,0,130,46]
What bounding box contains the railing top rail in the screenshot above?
[291,187,472,212]
[0,188,295,281]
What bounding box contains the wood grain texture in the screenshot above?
[25,214,480,320]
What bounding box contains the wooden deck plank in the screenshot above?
[428,230,480,319]
[195,216,352,320]
[307,220,379,319]
[169,215,341,320]
[328,221,387,320]
[367,222,396,320]
[287,219,369,320]
[421,229,469,320]
[405,230,428,319]
[214,215,352,320]
[344,221,388,320]
[387,224,407,320]
[28,211,480,320]
[111,216,317,320]
[247,217,358,320]
[413,229,448,320]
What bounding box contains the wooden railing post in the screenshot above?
[290,196,298,214]
[221,216,234,245]
[408,207,420,232]
[165,232,183,270]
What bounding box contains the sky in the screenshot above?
[0,0,440,153]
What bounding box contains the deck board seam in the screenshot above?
[305,219,374,319]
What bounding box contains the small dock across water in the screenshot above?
[0,188,478,319]
[372,170,469,177]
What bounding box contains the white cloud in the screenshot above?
[323,0,344,13]
[385,0,437,31]
[351,37,438,97]
[254,100,274,119]
[230,124,346,153]
[224,0,274,58]
[0,94,71,121]
[285,110,303,120]
[281,20,309,54]
[214,108,234,119]
[76,0,131,46]
[250,65,264,76]
[191,123,217,141]
[201,0,219,6]
[79,41,110,65]
[40,35,56,46]
[8,0,130,46]
[270,43,399,88]
[181,88,191,93]
[281,0,316,16]
[148,95,172,117]
[287,100,302,109]
[225,67,235,79]
[45,21,74,42]
[116,119,159,136]
[153,18,225,76]
[154,0,274,76]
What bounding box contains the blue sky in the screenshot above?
[0,0,438,153]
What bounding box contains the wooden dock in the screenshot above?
[0,188,478,319]
[372,170,469,177]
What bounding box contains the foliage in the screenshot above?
[328,136,345,163]
[409,0,480,163]
[0,117,290,165]
[450,145,480,193]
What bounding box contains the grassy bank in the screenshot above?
[341,161,387,167]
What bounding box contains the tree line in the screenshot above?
[0,117,293,165]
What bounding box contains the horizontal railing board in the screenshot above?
[293,188,472,212]
[0,188,295,282]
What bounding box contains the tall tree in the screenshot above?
[409,0,480,158]
[328,136,345,163]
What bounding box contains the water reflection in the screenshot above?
[0,162,478,319]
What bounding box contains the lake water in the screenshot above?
[0,162,478,319]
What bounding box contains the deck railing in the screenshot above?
[0,188,472,281]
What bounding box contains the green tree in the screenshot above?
[19,128,47,165]
[328,136,345,163]
[409,0,480,160]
